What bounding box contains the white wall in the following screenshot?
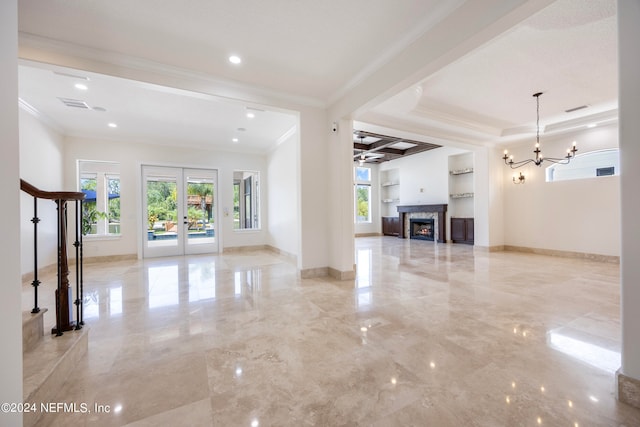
[502,124,620,256]
[0,1,24,424]
[64,137,270,258]
[19,110,64,274]
[267,128,299,257]
[379,145,466,205]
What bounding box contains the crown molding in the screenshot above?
[543,109,618,134]
[356,111,494,150]
[18,32,326,111]
[411,104,503,137]
[18,97,65,134]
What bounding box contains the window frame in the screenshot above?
[354,166,372,224]
[233,170,261,231]
[78,160,121,239]
[545,148,620,182]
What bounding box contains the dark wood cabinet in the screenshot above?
[382,216,400,236]
[451,217,474,245]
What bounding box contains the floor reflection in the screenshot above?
[547,329,621,373]
[25,238,640,426]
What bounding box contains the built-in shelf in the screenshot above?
[450,192,474,199]
[450,168,474,175]
[380,168,400,217]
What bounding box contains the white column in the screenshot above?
[617,0,640,408]
[297,107,331,276]
[328,119,355,279]
[0,0,24,425]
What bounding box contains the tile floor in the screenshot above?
[24,237,640,426]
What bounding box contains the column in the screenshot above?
[617,0,640,409]
[0,0,24,425]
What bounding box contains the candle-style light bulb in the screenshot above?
[572,141,577,147]
[504,149,508,155]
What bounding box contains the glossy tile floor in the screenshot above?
[24,237,640,426]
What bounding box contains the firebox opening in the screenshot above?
[409,218,434,241]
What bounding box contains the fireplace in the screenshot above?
[397,204,447,243]
[409,218,435,241]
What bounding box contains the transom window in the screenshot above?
[546,149,620,182]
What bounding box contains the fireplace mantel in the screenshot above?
[397,204,447,243]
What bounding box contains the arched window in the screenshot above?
[546,148,619,182]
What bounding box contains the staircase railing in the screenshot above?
[20,179,85,336]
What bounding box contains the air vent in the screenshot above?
[58,98,90,109]
[54,71,90,81]
[565,105,589,113]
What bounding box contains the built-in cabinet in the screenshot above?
[451,217,474,244]
[380,168,400,235]
[381,216,400,236]
[448,153,474,244]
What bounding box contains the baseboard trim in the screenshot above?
[474,245,505,253]
[329,267,356,280]
[503,245,619,263]
[78,254,137,264]
[617,369,640,409]
[299,267,329,279]
[223,245,269,253]
[22,263,57,285]
[266,245,297,263]
[355,233,381,237]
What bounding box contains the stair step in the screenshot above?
[22,308,48,354]
[23,327,89,427]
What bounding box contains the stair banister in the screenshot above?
[20,179,85,336]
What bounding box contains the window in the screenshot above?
[78,160,121,236]
[354,166,371,223]
[546,149,619,182]
[233,171,260,230]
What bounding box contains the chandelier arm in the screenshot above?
[504,158,535,169]
[540,157,571,165]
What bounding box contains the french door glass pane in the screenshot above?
[146,176,178,248]
[185,176,215,246]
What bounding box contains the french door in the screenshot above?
[142,166,218,258]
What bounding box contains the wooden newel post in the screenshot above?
[53,199,75,335]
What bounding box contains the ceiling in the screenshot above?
[17,0,619,157]
[362,0,618,148]
[18,63,297,152]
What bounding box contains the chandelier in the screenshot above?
[503,92,577,168]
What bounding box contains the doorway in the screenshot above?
[142,166,218,258]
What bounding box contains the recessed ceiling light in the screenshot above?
[74,83,88,91]
[587,123,597,128]
[108,123,118,128]
[232,138,239,143]
[229,55,242,65]
[246,112,255,119]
